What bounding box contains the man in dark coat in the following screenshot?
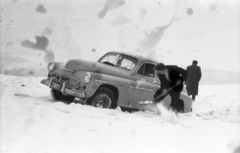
[186,60,202,101]
[153,63,188,114]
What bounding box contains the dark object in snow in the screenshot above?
[35,4,47,14]
[15,93,31,98]
[209,3,218,11]
[91,48,96,52]
[186,8,194,15]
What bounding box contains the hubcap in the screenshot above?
[93,94,111,108]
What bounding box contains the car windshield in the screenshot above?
[98,53,138,71]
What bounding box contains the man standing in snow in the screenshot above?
[153,63,187,114]
[186,60,202,101]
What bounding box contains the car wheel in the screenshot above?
[120,107,139,113]
[89,88,117,109]
[50,89,75,103]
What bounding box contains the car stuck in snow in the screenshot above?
[41,51,192,113]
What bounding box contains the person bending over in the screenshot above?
[154,63,187,114]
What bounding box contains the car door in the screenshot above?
[113,55,138,106]
[129,62,160,108]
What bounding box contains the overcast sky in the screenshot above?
[2,0,240,72]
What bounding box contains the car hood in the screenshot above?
[65,59,132,78]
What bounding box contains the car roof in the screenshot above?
[108,51,159,64]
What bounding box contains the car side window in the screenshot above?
[120,58,136,70]
[137,63,155,78]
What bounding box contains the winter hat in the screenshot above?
[155,63,166,71]
[193,60,198,64]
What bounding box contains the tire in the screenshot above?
[50,89,75,103]
[89,88,117,109]
[120,107,139,113]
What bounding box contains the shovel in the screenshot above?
[139,80,181,105]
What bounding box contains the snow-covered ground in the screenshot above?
[0,74,239,153]
[1,0,240,152]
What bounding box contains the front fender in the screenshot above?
[72,71,118,98]
[84,72,133,104]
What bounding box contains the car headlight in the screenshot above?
[82,73,91,83]
[48,63,55,72]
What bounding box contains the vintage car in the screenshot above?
[41,51,192,113]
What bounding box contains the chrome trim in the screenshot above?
[82,73,91,83]
[95,78,152,91]
[61,82,66,93]
[134,87,153,92]
[48,63,55,72]
[95,80,107,83]
[115,83,134,89]
[62,68,75,73]
[49,77,53,87]
[95,79,135,89]
[51,82,61,89]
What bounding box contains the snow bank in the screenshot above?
[1,75,239,153]
[1,0,240,152]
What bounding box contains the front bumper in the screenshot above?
[41,78,85,98]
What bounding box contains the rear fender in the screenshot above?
[180,92,192,112]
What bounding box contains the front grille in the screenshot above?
[48,69,79,89]
[51,76,72,89]
[50,76,64,84]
